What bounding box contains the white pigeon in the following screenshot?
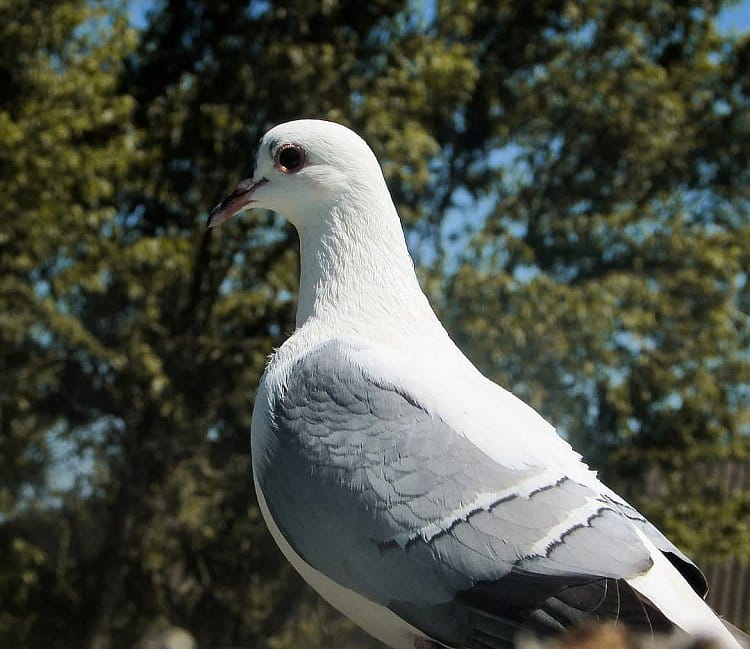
[208,119,747,649]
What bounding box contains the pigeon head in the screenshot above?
[208,119,386,229]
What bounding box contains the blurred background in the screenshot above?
[1,1,750,647]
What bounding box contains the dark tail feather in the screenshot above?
[457,576,674,649]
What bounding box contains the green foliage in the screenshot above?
[1,0,749,647]
[0,0,137,643]
[436,0,750,561]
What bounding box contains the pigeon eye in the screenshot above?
[275,144,306,173]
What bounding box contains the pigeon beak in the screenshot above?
[207,177,268,228]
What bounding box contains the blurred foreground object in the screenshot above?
[136,627,196,649]
[519,622,730,649]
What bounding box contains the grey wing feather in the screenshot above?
[255,340,690,646]
[600,490,707,595]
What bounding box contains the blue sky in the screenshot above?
[717,0,750,33]
[126,0,152,29]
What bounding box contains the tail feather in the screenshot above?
[721,619,750,649]
[628,530,741,648]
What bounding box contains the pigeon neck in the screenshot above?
[294,196,441,342]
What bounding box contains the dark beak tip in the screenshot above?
[206,177,267,229]
[205,201,225,229]
[209,196,228,217]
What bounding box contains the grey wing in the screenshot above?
[255,340,696,647]
[599,490,708,596]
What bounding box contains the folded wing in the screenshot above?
[254,339,706,648]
